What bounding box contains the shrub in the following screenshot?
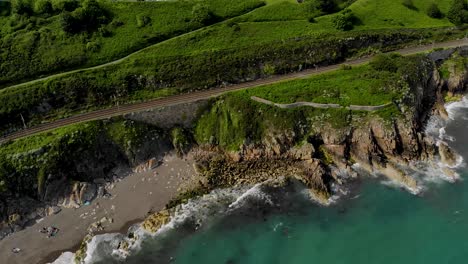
[136,15,151,27]
[60,11,77,33]
[332,9,355,31]
[0,2,11,16]
[314,0,336,14]
[402,0,416,10]
[34,0,53,15]
[263,64,276,75]
[447,0,468,26]
[340,64,352,70]
[370,53,402,72]
[426,3,442,18]
[60,0,110,33]
[51,0,78,12]
[86,41,100,52]
[191,4,214,26]
[11,0,33,15]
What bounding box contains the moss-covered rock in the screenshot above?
[142,209,171,233]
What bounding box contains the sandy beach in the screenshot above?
[0,152,195,264]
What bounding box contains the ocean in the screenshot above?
[53,98,468,264]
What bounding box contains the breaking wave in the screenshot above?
[50,182,278,264]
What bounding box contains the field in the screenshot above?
[0,0,265,86]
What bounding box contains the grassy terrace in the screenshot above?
[242,65,400,106]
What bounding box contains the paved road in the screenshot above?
[1,38,467,144]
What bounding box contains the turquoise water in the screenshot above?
[116,105,468,264]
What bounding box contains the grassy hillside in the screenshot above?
[0,0,265,86]
[0,0,465,134]
[350,0,453,29]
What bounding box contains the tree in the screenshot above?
[34,0,53,15]
[447,0,467,26]
[332,9,355,31]
[426,3,442,18]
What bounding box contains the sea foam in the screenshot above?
[53,183,277,263]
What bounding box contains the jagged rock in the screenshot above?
[61,182,97,208]
[439,142,458,167]
[288,142,315,160]
[47,206,62,216]
[142,209,171,233]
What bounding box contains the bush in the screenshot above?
[59,0,110,33]
[191,4,214,26]
[11,0,33,15]
[370,53,402,72]
[51,0,78,12]
[136,15,151,27]
[60,11,77,33]
[0,2,11,16]
[426,3,442,18]
[340,64,352,70]
[314,0,336,14]
[402,0,416,10]
[332,9,355,31]
[86,41,100,52]
[447,0,468,26]
[34,0,53,15]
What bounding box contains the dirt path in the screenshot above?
[1,39,467,144]
[251,96,392,111]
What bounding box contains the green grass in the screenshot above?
[0,0,463,134]
[0,0,265,86]
[439,50,468,79]
[350,0,453,29]
[244,65,401,106]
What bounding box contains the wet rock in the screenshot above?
[142,209,171,233]
[439,142,458,167]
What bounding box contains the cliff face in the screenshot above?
[0,119,173,239]
[1,48,467,241]
[191,48,468,200]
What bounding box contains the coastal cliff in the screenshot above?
[1,48,467,243]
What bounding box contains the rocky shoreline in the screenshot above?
[127,46,468,241]
[0,47,467,263]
